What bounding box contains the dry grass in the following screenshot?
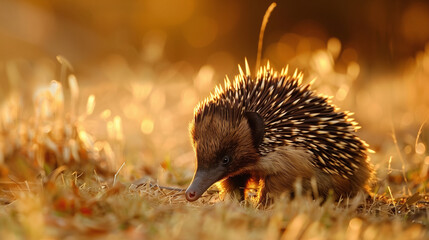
[0,175,428,239]
[1,38,429,239]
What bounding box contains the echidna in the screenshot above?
[185,61,374,203]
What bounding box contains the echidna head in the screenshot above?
[185,111,264,202]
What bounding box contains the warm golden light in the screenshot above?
[416,142,426,155]
[140,118,154,135]
[0,1,428,238]
[100,109,111,120]
[347,62,360,79]
[86,95,95,116]
[327,37,341,59]
[113,116,123,141]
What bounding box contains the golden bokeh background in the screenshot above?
[1,0,429,192]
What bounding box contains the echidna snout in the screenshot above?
[185,167,224,202]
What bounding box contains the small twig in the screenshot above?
[7,176,24,191]
[136,182,220,196]
[56,55,74,88]
[387,156,393,175]
[387,186,397,214]
[256,2,277,73]
[390,120,411,195]
[156,186,168,197]
[150,184,185,192]
[94,169,103,188]
[398,192,422,213]
[113,162,125,186]
[415,117,428,151]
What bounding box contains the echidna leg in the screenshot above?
[218,173,251,201]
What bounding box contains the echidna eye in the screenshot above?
[221,155,231,166]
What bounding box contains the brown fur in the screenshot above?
[254,146,373,201]
[190,114,259,174]
[190,113,374,203]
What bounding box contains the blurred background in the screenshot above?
[1,0,429,72]
[1,0,429,192]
